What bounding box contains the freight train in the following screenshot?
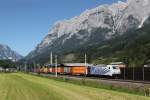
[34,63,121,77]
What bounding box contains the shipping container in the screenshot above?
[64,67,71,74]
[57,67,64,74]
[40,67,44,73]
[33,68,38,73]
[43,68,48,73]
[63,63,90,75]
[52,67,56,73]
[48,68,52,73]
[71,67,87,75]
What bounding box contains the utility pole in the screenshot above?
[85,53,87,66]
[33,61,36,72]
[37,64,40,75]
[50,52,53,65]
[85,53,87,76]
[55,55,58,77]
[24,62,27,72]
[133,67,134,80]
[143,67,145,81]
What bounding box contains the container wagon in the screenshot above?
[64,67,71,74]
[57,67,64,74]
[63,63,92,75]
[48,68,53,73]
[71,67,87,75]
[43,67,49,73]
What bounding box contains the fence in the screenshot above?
[120,67,150,81]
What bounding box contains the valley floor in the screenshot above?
[0,73,149,100]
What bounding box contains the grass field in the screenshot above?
[0,73,149,100]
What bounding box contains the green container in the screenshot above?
[64,67,70,74]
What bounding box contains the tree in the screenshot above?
[0,60,16,69]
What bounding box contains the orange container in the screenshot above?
[57,67,64,73]
[48,68,52,73]
[52,67,56,73]
[71,67,87,75]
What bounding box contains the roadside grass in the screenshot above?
[52,76,145,95]
[0,73,149,100]
[31,73,148,96]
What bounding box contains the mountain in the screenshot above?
[0,44,23,62]
[77,21,150,67]
[26,0,150,66]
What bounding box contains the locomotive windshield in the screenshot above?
[112,66,119,69]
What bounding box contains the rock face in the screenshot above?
[0,44,23,62]
[116,0,150,33]
[26,0,150,63]
[37,1,127,49]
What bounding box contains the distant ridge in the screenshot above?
[0,44,23,62]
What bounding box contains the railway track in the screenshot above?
[63,75,150,84]
[30,72,150,84]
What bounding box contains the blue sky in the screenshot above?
[0,0,126,56]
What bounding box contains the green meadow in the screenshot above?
[0,73,149,100]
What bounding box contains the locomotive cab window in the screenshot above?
[112,66,118,69]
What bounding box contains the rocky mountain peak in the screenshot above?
[39,1,128,49]
[26,0,150,62]
[127,0,149,6]
[39,0,150,47]
[0,44,23,62]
